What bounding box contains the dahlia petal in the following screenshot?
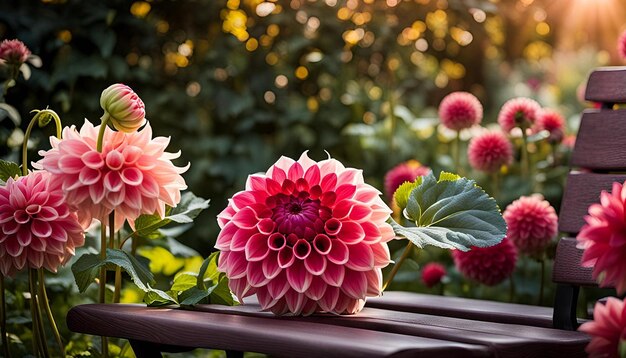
[296,151,317,171]
[230,228,258,252]
[257,218,275,235]
[319,286,340,312]
[28,250,44,268]
[1,220,17,234]
[262,252,282,279]
[371,242,392,267]
[89,183,106,204]
[304,251,327,275]
[232,191,257,210]
[324,218,342,236]
[245,174,266,192]
[284,289,306,315]
[327,239,349,265]
[345,242,374,271]
[78,167,101,186]
[277,246,295,268]
[5,237,23,257]
[226,252,248,279]
[247,261,271,287]
[58,156,85,174]
[337,221,365,245]
[231,207,259,229]
[286,261,312,293]
[13,210,29,224]
[38,206,59,221]
[245,233,270,262]
[305,276,327,301]
[256,287,278,310]
[271,156,296,174]
[229,277,254,300]
[16,226,32,246]
[270,166,287,183]
[267,272,290,299]
[139,175,160,197]
[31,219,53,237]
[321,262,345,287]
[107,187,126,207]
[304,165,321,186]
[349,203,372,222]
[287,162,304,182]
[295,178,309,192]
[30,236,46,251]
[320,173,337,192]
[265,178,282,195]
[335,184,357,202]
[121,168,143,186]
[361,221,382,243]
[80,151,104,169]
[365,269,383,296]
[267,233,286,251]
[313,234,332,255]
[341,269,368,299]
[293,239,311,260]
[320,191,336,207]
[103,171,124,192]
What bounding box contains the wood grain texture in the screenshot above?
[571,110,626,170]
[196,301,589,358]
[585,67,626,103]
[552,237,595,286]
[66,304,490,358]
[558,172,626,234]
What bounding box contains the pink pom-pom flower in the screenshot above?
[215,152,394,315]
[36,120,188,230]
[579,297,626,358]
[619,30,626,60]
[537,109,565,143]
[452,238,517,286]
[0,39,31,66]
[0,171,84,277]
[100,83,147,133]
[421,262,446,288]
[467,131,513,173]
[438,92,483,131]
[384,160,430,200]
[497,97,541,133]
[577,181,626,294]
[503,194,558,255]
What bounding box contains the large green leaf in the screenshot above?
[0,160,21,182]
[71,248,155,293]
[391,172,506,251]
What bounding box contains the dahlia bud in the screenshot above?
[100,83,146,133]
[0,39,31,66]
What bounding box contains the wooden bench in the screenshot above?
[67,67,626,357]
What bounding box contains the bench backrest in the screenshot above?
[552,67,626,330]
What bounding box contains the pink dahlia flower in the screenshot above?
[503,194,558,255]
[100,83,146,133]
[619,30,626,60]
[452,238,517,286]
[579,297,626,358]
[0,171,84,277]
[537,109,565,143]
[421,262,446,288]
[577,181,626,294]
[216,152,394,316]
[0,39,31,66]
[497,97,541,133]
[384,160,430,200]
[467,131,513,173]
[36,120,188,230]
[438,92,483,131]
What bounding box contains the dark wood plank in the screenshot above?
[585,67,626,103]
[197,302,589,358]
[67,304,491,358]
[367,291,554,328]
[558,172,626,234]
[571,110,626,170]
[552,237,595,286]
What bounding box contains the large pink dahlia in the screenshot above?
[577,181,626,294]
[216,152,394,315]
[497,97,541,133]
[579,297,626,358]
[438,92,483,131]
[0,171,84,277]
[384,160,430,200]
[467,131,513,173]
[452,238,517,286]
[36,120,188,230]
[503,194,558,255]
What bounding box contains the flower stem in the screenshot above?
[109,211,122,304]
[520,128,530,180]
[96,114,110,152]
[538,258,545,305]
[99,222,107,304]
[21,115,38,176]
[37,269,64,356]
[29,269,48,358]
[0,275,10,358]
[382,242,414,291]
[453,131,463,176]
[21,109,64,177]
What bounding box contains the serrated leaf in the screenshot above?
[392,172,506,251]
[144,288,178,307]
[167,192,210,224]
[438,171,461,182]
[71,248,155,293]
[393,177,422,212]
[0,160,21,181]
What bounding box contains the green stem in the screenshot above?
[109,211,122,304]
[538,258,545,305]
[37,269,64,356]
[99,222,107,304]
[21,115,38,176]
[29,269,48,358]
[520,129,530,180]
[382,242,414,291]
[96,113,110,152]
[0,275,10,358]
[453,131,462,175]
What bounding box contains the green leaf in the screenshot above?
[0,160,21,181]
[438,171,461,182]
[167,192,210,224]
[171,272,198,292]
[208,276,237,306]
[393,179,421,212]
[71,248,155,293]
[198,252,221,287]
[392,172,506,251]
[179,287,212,306]
[134,213,170,238]
[144,288,178,307]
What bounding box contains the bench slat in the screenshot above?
[553,237,595,286]
[558,172,626,234]
[571,110,626,170]
[585,67,626,103]
[66,304,491,358]
[196,302,588,358]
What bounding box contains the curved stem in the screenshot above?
[96,114,110,152]
[0,275,10,358]
[29,269,48,358]
[21,109,64,177]
[37,269,64,355]
[21,115,38,176]
[382,242,414,291]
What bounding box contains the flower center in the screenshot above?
[271,194,326,240]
